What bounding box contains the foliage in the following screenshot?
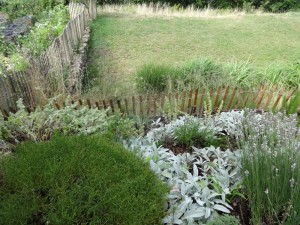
[135,63,175,92]
[134,59,299,95]
[0,135,168,225]
[124,112,244,224]
[239,111,300,224]
[0,97,138,150]
[177,58,224,87]
[0,0,67,19]
[0,3,69,75]
[174,120,221,148]
[20,4,69,56]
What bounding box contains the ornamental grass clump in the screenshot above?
[239,110,300,225]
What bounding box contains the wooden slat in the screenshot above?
[213,86,222,111]
[272,88,285,111]
[222,86,230,106]
[55,102,61,110]
[192,88,199,114]
[95,101,100,110]
[153,96,157,116]
[285,88,296,102]
[102,100,107,110]
[242,91,251,108]
[160,94,165,116]
[234,88,244,109]
[124,98,129,115]
[139,96,143,117]
[226,87,237,110]
[87,99,91,109]
[198,88,206,115]
[132,96,136,115]
[147,96,151,116]
[181,91,186,112]
[187,90,193,114]
[109,99,115,113]
[256,84,269,109]
[117,99,122,113]
[263,84,278,110]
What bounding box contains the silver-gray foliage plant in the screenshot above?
[123,111,244,224]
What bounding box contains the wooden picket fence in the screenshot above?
[2,84,293,118]
[0,0,97,112]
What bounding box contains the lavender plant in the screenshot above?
[239,110,300,225]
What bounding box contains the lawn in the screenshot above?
[85,10,300,98]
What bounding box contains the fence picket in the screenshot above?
[272,88,285,111]
[256,84,268,109]
[132,96,136,115]
[109,99,115,113]
[139,96,143,117]
[263,84,278,110]
[213,86,222,111]
[124,98,129,114]
[181,91,186,112]
[227,87,237,110]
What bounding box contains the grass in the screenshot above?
[0,135,168,225]
[85,8,300,98]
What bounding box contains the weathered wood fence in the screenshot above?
[2,84,293,118]
[0,0,97,112]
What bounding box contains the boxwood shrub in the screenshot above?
[0,135,168,225]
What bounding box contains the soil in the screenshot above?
[231,197,252,225]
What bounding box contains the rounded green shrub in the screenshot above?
[0,135,168,225]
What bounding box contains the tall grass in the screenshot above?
[135,58,299,94]
[135,63,174,92]
[98,2,263,18]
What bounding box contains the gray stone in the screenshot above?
[1,15,34,42]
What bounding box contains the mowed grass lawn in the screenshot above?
[86,12,300,97]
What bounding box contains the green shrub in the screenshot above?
[20,4,69,56]
[0,135,168,225]
[136,63,174,92]
[1,0,67,19]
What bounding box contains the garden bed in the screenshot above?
[124,110,300,224]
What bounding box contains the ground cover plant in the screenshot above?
[85,9,300,98]
[0,135,168,225]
